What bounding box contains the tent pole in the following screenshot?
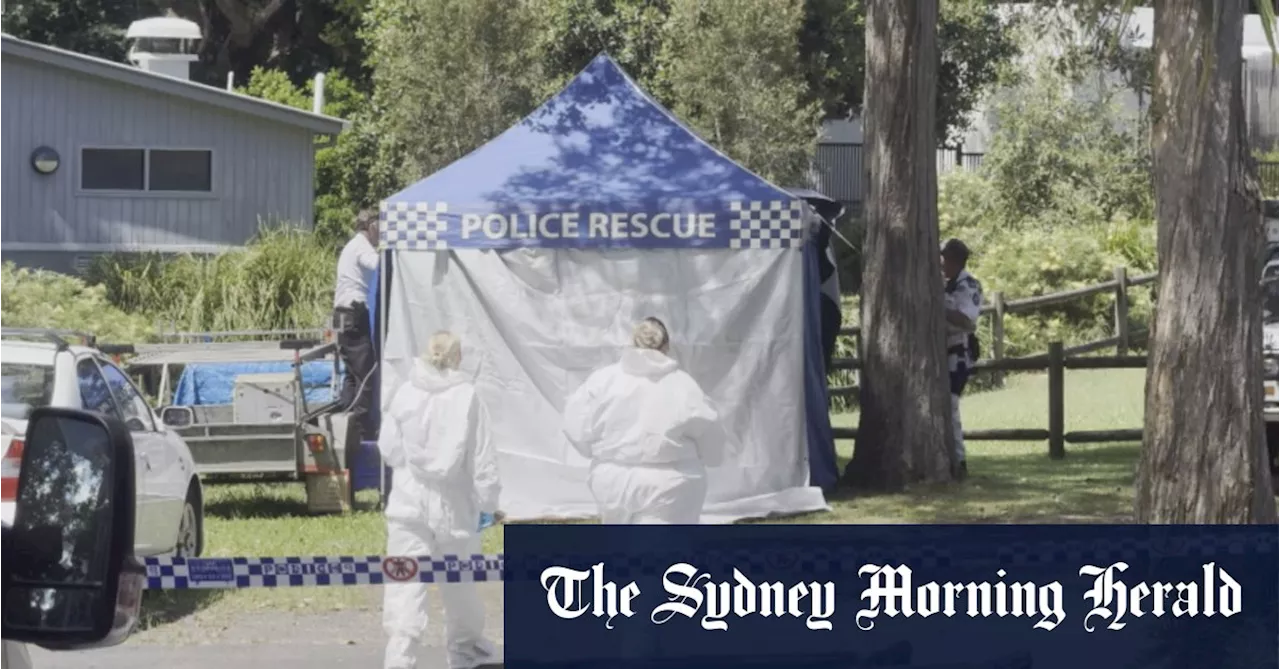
[378,248,389,509]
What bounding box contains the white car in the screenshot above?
[1,333,204,557]
[2,333,206,669]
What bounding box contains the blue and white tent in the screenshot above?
[376,54,835,522]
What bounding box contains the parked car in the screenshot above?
[1,329,203,557]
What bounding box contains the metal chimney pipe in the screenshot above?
[313,73,325,114]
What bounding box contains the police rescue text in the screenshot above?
[537,561,1242,632]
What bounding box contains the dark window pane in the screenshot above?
[81,149,144,190]
[76,360,121,421]
[148,150,212,192]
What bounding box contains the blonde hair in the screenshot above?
[424,331,462,370]
[632,317,670,352]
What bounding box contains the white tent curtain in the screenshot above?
[380,246,829,523]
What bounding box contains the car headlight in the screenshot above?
[1266,355,1280,380]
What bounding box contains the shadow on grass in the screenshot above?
[808,442,1139,524]
[205,490,311,519]
[203,481,385,520]
[139,589,229,630]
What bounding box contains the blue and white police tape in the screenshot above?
[143,555,505,590]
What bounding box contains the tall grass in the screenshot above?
[88,226,337,334]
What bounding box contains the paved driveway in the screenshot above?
[28,583,504,669]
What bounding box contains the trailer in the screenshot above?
[122,333,380,513]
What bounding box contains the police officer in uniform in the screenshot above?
[941,239,982,480]
[334,210,381,463]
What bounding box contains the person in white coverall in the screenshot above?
[378,332,501,669]
[563,317,727,524]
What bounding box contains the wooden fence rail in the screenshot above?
[830,266,1156,395]
[829,342,1146,458]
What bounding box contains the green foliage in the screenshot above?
[1,262,156,342]
[2,1,372,93]
[961,219,1156,358]
[1257,146,1279,199]
[798,0,1020,143]
[86,227,336,334]
[979,56,1153,227]
[1,0,131,61]
[656,0,821,185]
[531,0,670,100]
[363,0,541,188]
[238,67,379,247]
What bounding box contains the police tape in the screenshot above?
[142,555,505,590]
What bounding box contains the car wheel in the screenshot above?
[175,483,204,558]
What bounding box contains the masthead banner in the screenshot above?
[503,524,1277,669]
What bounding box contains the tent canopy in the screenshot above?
[377,54,834,522]
[381,54,806,252]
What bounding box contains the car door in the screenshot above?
[99,360,185,556]
[74,357,155,555]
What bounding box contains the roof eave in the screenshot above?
[1,34,348,135]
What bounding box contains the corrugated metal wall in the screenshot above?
[811,144,986,218]
[1,56,316,250]
[1244,57,1279,153]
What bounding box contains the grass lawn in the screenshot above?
[819,368,1145,524]
[141,368,1144,628]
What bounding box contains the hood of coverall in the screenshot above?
[409,358,469,393]
[619,348,679,378]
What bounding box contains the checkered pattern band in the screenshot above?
[728,200,804,249]
[505,532,1277,582]
[143,554,504,590]
[380,201,450,251]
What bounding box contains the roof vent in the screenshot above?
[125,17,201,81]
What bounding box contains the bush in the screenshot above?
[87,226,337,334]
[1,263,157,342]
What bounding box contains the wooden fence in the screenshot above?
[830,342,1147,458]
[828,266,1157,400]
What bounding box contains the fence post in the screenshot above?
[1048,341,1065,460]
[1113,266,1130,356]
[853,328,863,390]
[992,291,1006,387]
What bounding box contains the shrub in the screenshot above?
[87,226,337,334]
[1,263,156,342]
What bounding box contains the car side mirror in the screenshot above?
[160,406,193,428]
[1,407,141,650]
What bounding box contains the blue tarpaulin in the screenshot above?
[172,361,343,407]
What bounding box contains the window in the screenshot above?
[80,148,212,193]
[77,359,121,420]
[81,148,144,191]
[100,363,154,433]
[1,363,55,420]
[149,149,212,192]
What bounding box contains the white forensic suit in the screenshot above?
[944,269,983,465]
[377,360,501,669]
[563,347,727,524]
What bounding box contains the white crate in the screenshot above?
[232,372,297,424]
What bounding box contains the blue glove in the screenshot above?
[478,512,496,531]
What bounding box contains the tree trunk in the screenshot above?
[1138,0,1277,523]
[845,0,953,491]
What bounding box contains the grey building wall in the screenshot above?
[1,54,316,264]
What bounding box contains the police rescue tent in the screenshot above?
[377,54,836,522]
